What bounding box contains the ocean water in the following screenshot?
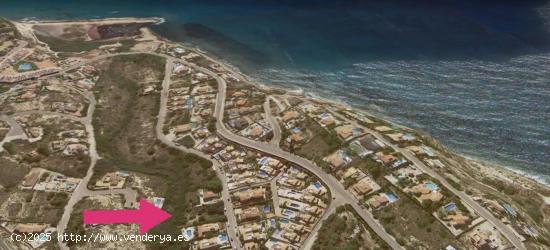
[1,0,549,184]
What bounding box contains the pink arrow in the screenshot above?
[83,198,171,234]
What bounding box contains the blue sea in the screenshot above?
[1,0,549,184]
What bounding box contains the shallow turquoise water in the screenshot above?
[17,62,33,72]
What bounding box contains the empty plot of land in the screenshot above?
[86,54,223,248]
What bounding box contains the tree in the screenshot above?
[207,116,216,132]
[204,180,222,193]
[37,143,51,156]
[4,143,16,155]
[421,200,435,211]
[370,166,382,179]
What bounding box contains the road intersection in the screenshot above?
[1,49,525,250]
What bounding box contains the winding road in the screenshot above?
[195,61,405,250]
[328,109,526,250]
[156,58,242,250]
[264,97,282,146]
[1,45,524,250]
[0,115,28,151]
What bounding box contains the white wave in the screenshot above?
[154,17,166,25]
[253,51,550,186]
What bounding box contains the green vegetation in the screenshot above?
[314,213,362,250]
[0,18,20,39]
[445,177,463,191]
[207,116,217,132]
[1,191,68,225]
[176,135,195,148]
[482,177,518,195]
[169,74,191,88]
[372,186,463,249]
[85,54,223,249]
[0,84,10,94]
[2,139,89,178]
[194,202,226,225]
[296,117,341,165]
[2,142,16,155]
[164,109,190,134]
[46,192,68,207]
[352,157,388,182]
[36,33,136,52]
[12,61,37,72]
[313,205,389,250]
[65,196,124,247]
[202,179,223,193]
[36,142,51,156]
[512,193,544,223]
[0,153,30,189]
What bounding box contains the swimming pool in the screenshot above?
[313,182,322,189]
[257,171,269,178]
[218,234,228,243]
[385,192,398,203]
[153,197,164,208]
[444,203,457,212]
[258,157,269,165]
[182,227,195,241]
[269,218,277,228]
[17,62,33,72]
[425,181,439,191]
[282,209,296,218]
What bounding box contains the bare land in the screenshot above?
[85,54,224,248]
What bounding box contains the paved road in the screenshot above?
[0,49,245,248]
[177,57,366,249]
[156,58,243,250]
[269,96,286,112]
[264,97,282,146]
[300,202,340,250]
[54,54,178,250]
[0,90,137,249]
[0,115,28,151]
[0,39,525,249]
[4,49,489,250]
[213,162,243,250]
[0,41,28,71]
[270,176,282,218]
[201,61,404,250]
[56,89,100,250]
[5,48,515,250]
[328,109,526,250]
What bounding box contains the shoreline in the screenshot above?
[172,40,550,188]
[9,15,548,188]
[276,85,550,187]
[17,16,164,25]
[162,35,550,188]
[307,91,550,187]
[230,76,550,187]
